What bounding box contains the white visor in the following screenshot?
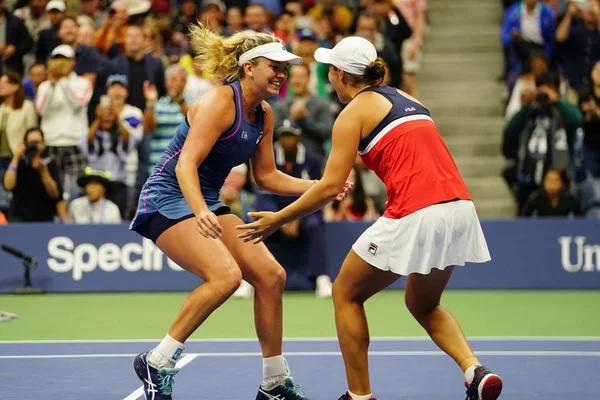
[314,36,377,75]
[238,42,303,66]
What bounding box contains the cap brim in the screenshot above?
[264,51,303,65]
[314,48,332,65]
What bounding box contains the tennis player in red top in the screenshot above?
[237,37,503,400]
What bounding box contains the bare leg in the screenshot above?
[156,218,242,342]
[404,266,479,372]
[332,250,400,395]
[219,214,286,357]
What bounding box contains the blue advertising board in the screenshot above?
[0,220,598,293]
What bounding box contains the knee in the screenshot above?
[211,265,242,298]
[332,279,361,306]
[254,262,286,293]
[405,294,438,318]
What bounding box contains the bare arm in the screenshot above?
[175,87,235,237]
[250,102,315,196]
[36,158,60,199]
[274,109,360,224]
[556,4,577,42]
[237,106,360,242]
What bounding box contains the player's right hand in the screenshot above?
[196,210,223,239]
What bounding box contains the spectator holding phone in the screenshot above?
[79,78,137,217]
[2,127,63,222]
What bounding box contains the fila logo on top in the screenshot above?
[405,107,416,112]
[241,131,248,140]
[368,242,378,255]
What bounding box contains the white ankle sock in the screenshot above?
[464,364,480,385]
[348,391,372,400]
[148,334,185,369]
[262,355,290,389]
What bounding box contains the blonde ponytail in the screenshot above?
[189,24,283,82]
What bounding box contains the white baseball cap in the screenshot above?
[314,36,377,75]
[46,0,66,12]
[238,42,302,66]
[50,44,75,59]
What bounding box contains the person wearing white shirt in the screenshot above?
[35,44,93,204]
[68,169,121,224]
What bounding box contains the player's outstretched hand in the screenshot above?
[196,210,223,239]
[236,212,282,244]
[336,181,354,201]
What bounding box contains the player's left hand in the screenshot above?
[236,212,282,244]
[336,181,354,201]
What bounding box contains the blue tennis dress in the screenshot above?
[129,81,265,237]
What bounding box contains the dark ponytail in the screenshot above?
[346,57,387,87]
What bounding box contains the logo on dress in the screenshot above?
[368,242,378,255]
[256,131,263,144]
[405,107,416,112]
[241,131,248,140]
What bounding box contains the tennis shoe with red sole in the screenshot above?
[465,365,503,400]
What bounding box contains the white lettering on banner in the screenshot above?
[558,236,600,273]
[47,237,185,281]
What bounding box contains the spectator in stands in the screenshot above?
[355,12,402,89]
[22,62,46,100]
[95,0,129,58]
[245,3,270,33]
[273,11,297,45]
[397,0,427,98]
[324,165,379,221]
[80,77,138,217]
[183,61,215,105]
[354,155,388,214]
[520,167,582,216]
[145,65,188,175]
[290,29,330,99]
[142,22,168,66]
[36,0,65,63]
[501,0,556,86]
[273,64,333,159]
[13,0,51,45]
[68,168,122,224]
[172,0,198,37]
[199,0,226,36]
[505,51,550,120]
[80,0,106,30]
[308,0,354,32]
[248,120,332,299]
[0,71,37,212]
[0,0,32,77]
[77,23,97,48]
[224,6,245,36]
[579,61,600,178]
[502,72,584,211]
[35,44,92,203]
[368,0,412,63]
[110,24,165,189]
[220,163,255,222]
[100,74,143,217]
[554,0,600,97]
[57,16,103,86]
[3,127,63,222]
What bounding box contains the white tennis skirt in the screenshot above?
[352,200,491,276]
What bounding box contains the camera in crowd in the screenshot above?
[530,72,560,111]
[24,142,39,160]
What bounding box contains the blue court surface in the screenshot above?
[1,337,599,399]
